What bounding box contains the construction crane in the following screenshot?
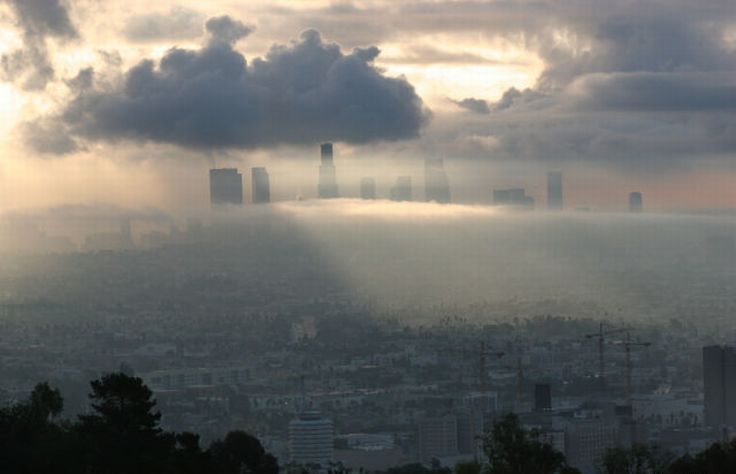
[477,341,506,395]
[502,354,530,406]
[441,341,504,395]
[585,322,631,392]
[612,331,651,400]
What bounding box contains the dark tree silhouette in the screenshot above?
[76,373,173,474]
[598,444,673,474]
[0,373,281,474]
[0,382,73,474]
[667,439,736,474]
[210,430,279,474]
[482,414,579,474]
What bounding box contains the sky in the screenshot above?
[1,0,736,213]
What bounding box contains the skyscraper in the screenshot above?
[390,176,412,202]
[629,192,643,213]
[251,167,270,204]
[703,345,736,427]
[547,171,563,210]
[209,168,243,205]
[289,412,334,468]
[360,177,376,200]
[318,143,338,198]
[424,158,451,203]
[493,188,535,208]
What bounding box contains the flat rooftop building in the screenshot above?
[209,168,243,205]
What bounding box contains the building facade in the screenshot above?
[318,143,339,199]
[210,168,243,205]
[424,158,451,203]
[703,345,736,427]
[251,167,271,204]
[289,412,335,468]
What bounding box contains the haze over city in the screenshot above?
[1,1,736,474]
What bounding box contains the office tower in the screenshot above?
[547,171,563,210]
[629,192,643,213]
[209,168,243,205]
[289,412,334,467]
[251,167,270,204]
[493,188,535,208]
[360,177,376,200]
[318,143,338,198]
[703,345,736,427]
[390,176,412,202]
[424,158,451,203]
[534,383,552,412]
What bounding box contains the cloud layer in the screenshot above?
[31,19,429,154]
[1,0,77,90]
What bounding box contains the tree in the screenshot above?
[0,382,79,474]
[482,413,577,474]
[599,444,673,474]
[666,439,736,474]
[209,430,279,474]
[76,372,174,474]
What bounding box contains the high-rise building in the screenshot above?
[289,412,334,468]
[390,176,412,202]
[547,171,563,210]
[493,188,535,208]
[534,384,552,412]
[629,192,643,213]
[251,167,270,204]
[209,168,243,205]
[424,158,451,203]
[360,177,376,200]
[318,143,339,198]
[703,345,736,427]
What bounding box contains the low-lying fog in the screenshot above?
[1,199,734,324]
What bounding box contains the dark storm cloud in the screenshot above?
[492,87,546,111]
[454,98,489,114]
[1,0,77,90]
[440,0,736,166]
[260,1,734,166]
[122,7,205,43]
[31,21,429,154]
[571,73,736,112]
[205,15,253,45]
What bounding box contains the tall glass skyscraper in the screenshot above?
[318,143,338,198]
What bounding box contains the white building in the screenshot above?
[289,412,334,468]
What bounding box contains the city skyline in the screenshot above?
[2,3,736,474]
[1,0,736,214]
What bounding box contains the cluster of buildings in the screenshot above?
[208,143,646,213]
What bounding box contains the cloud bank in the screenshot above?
[30,18,430,154]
